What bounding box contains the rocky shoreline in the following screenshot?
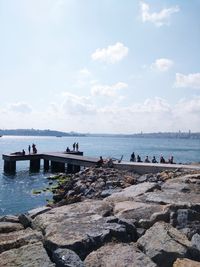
[1,166,200,266]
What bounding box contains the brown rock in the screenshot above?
[0,242,55,267]
[84,242,157,267]
[0,227,43,253]
[173,258,200,267]
[0,222,24,233]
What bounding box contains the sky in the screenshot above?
[0,0,200,134]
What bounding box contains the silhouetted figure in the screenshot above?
[130,152,136,162]
[22,149,25,156]
[66,147,70,152]
[28,145,31,154]
[152,156,158,163]
[144,156,150,163]
[168,156,174,164]
[160,156,165,163]
[137,155,142,162]
[96,156,104,167]
[32,143,37,154]
[76,142,79,151]
[73,142,76,151]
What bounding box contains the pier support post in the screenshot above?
[44,160,49,171]
[67,164,80,174]
[4,160,16,174]
[30,159,40,172]
[51,161,65,173]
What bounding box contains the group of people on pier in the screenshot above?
[130,152,174,164]
[66,142,79,153]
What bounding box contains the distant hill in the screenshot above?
[0,129,85,137]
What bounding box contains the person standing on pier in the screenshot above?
[28,145,31,154]
[73,142,76,151]
[76,142,79,151]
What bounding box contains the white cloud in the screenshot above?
[140,2,180,27]
[8,102,32,113]
[61,92,96,115]
[151,58,174,72]
[175,73,200,89]
[91,82,128,97]
[91,42,129,64]
[79,68,91,77]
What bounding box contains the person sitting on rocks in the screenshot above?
[152,156,158,163]
[137,155,142,162]
[144,156,150,163]
[130,152,136,162]
[96,156,104,167]
[168,156,174,164]
[160,155,165,163]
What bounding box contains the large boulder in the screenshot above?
[84,242,157,267]
[0,242,55,267]
[0,227,43,253]
[33,200,135,259]
[105,182,159,203]
[113,200,168,224]
[137,222,200,267]
[32,200,113,230]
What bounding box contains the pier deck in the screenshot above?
[2,152,200,174]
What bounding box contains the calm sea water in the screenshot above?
[0,135,200,216]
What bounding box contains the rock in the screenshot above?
[137,221,200,267]
[0,242,55,267]
[0,222,24,233]
[52,248,84,267]
[137,191,200,206]
[100,189,122,198]
[192,234,200,251]
[33,200,113,230]
[0,227,43,253]
[173,258,200,267]
[105,182,159,203]
[44,215,130,259]
[84,242,157,267]
[18,214,32,228]
[27,206,52,219]
[32,200,134,259]
[113,200,168,225]
[0,215,19,223]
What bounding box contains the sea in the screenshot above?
[0,135,200,216]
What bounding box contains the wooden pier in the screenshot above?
[2,151,200,174]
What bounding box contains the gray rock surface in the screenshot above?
[137,221,199,267]
[0,242,55,267]
[52,248,84,267]
[27,206,52,219]
[84,242,157,267]
[192,234,200,251]
[105,182,159,203]
[0,227,43,253]
[0,222,24,233]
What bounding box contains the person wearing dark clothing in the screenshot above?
[76,142,79,151]
[160,156,165,163]
[130,152,136,162]
[152,156,158,163]
[96,156,104,167]
[73,143,76,151]
[28,145,31,154]
[144,156,150,163]
[66,147,70,152]
[22,149,25,156]
[137,155,142,162]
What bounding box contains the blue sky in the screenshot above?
[0,0,200,133]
